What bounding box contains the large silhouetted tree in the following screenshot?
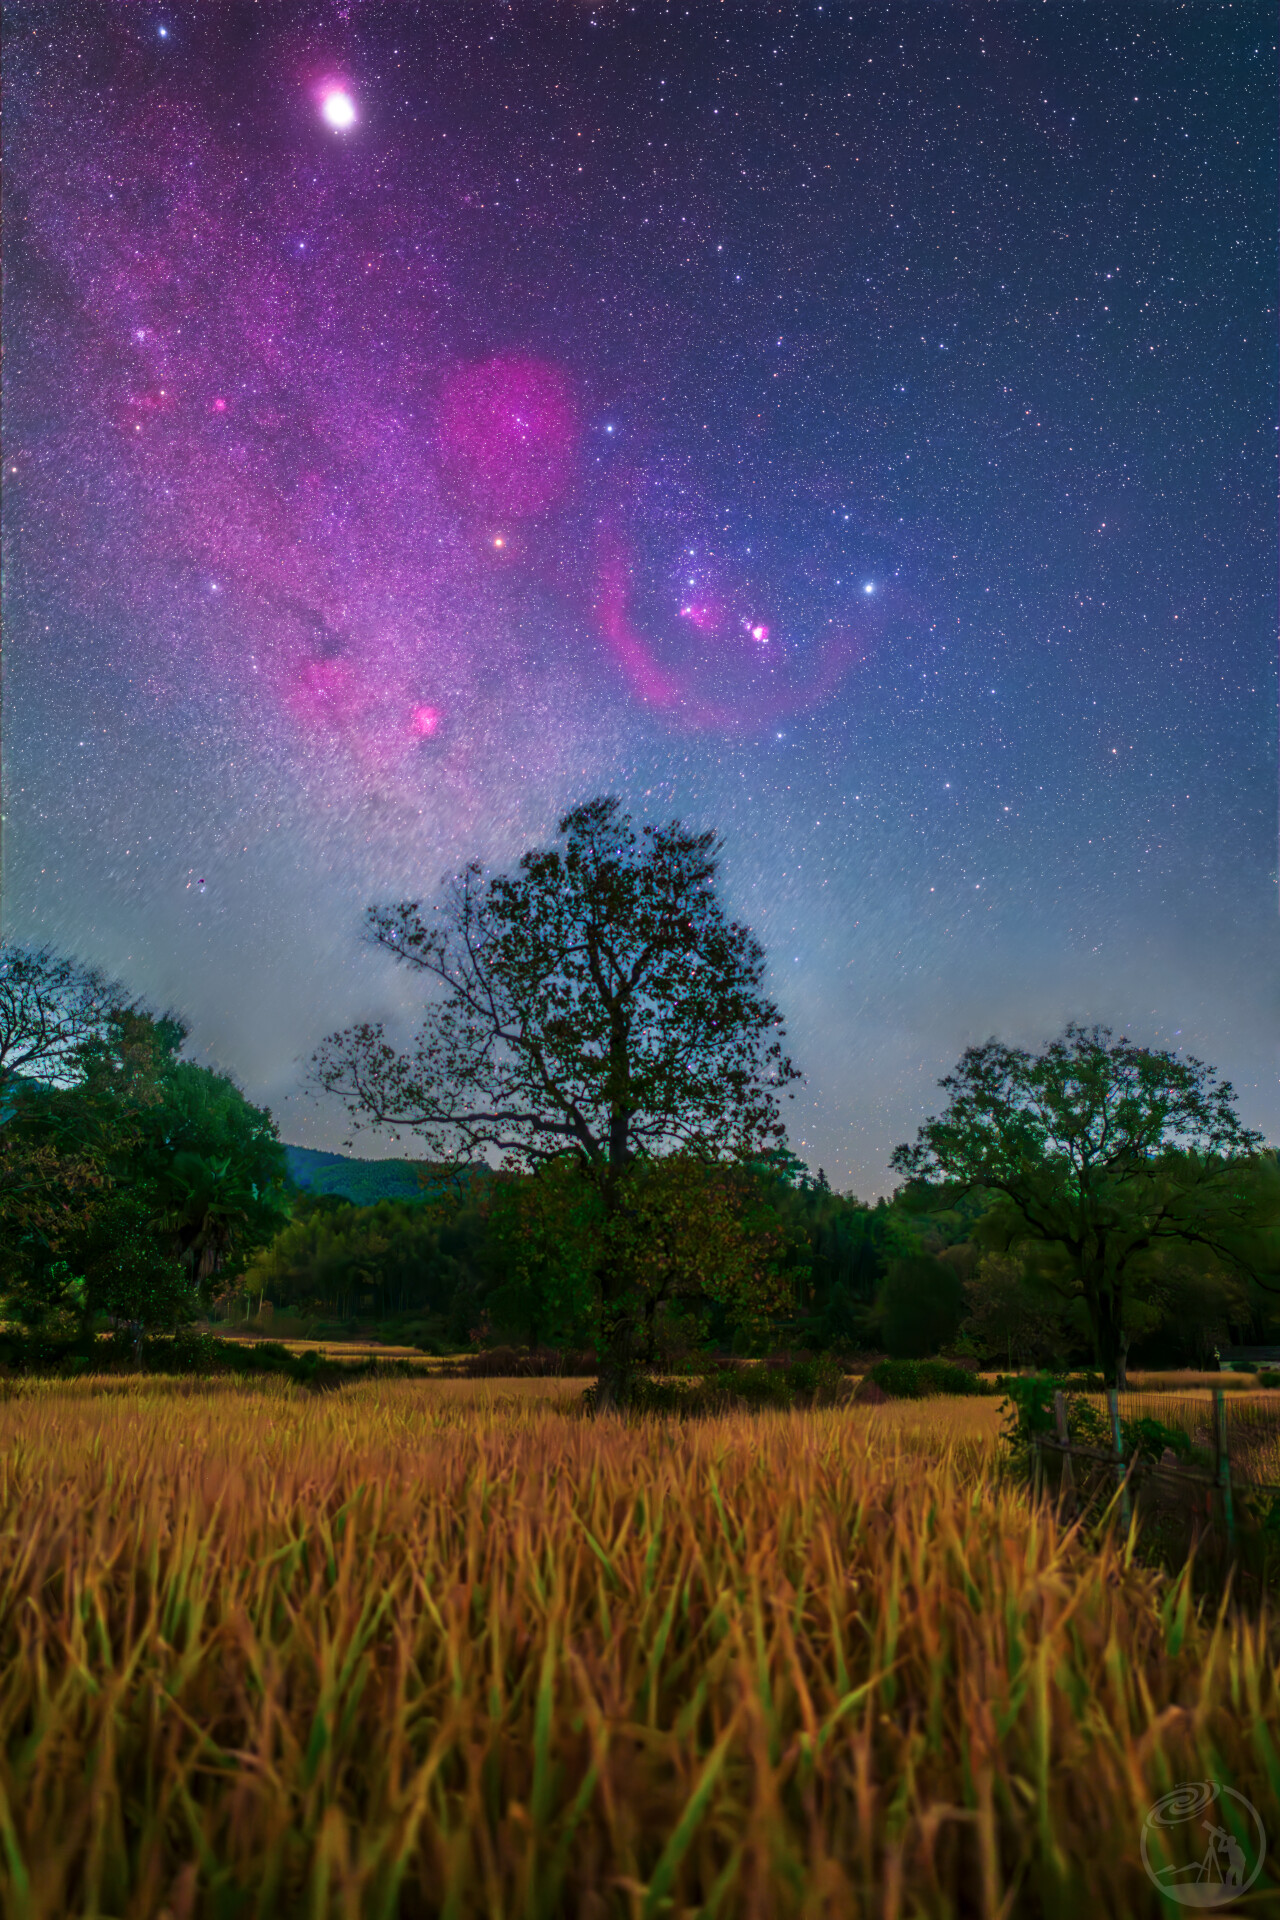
[312,796,800,1404]
[890,1024,1274,1386]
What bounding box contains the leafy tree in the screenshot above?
[0,943,131,1091]
[0,1008,174,1325]
[134,1061,292,1284]
[313,796,800,1405]
[891,1024,1273,1386]
[0,1007,290,1340]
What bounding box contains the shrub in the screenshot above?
[583,1353,851,1417]
[1121,1415,1193,1463]
[0,1325,409,1391]
[453,1346,598,1378]
[869,1358,990,1400]
[997,1372,1101,1458]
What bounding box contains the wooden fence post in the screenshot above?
[1107,1389,1132,1532]
[1053,1390,1076,1515]
[1213,1388,1236,1552]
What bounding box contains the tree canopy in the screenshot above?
[0,1004,291,1345]
[0,943,132,1091]
[890,1023,1275,1384]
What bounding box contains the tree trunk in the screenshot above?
[591,1144,642,1411]
[1116,1332,1130,1394]
[594,1278,639,1411]
[1091,1279,1127,1389]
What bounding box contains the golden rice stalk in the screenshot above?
[0,1378,1276,1917]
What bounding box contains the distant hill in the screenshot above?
[284,1145,486,1206]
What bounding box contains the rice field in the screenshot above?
[2,1377,1278,1918]
[1126,1369,1272,1394]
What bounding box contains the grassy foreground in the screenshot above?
[1,1380,1278,1918]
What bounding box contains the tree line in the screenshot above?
[2,797,1278,1392]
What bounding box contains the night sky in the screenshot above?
[4,3,1277,1192]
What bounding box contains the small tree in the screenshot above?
[312,796,800,1405]
[891,1024,1272,1386]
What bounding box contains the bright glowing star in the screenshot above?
[605,423,615,433]
[863,580,875,594]
[158,24,168,37]
[321,89,357,130]
[410,704,441,738]
[492,535,505,548]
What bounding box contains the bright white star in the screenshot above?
[321,89,357,131]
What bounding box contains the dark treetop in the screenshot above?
[312,796,800,1174]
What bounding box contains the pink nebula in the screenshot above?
[438,356,578,518]
[287,657,365,733]
[595,530,866,731]
[596,545,682,708]
[410,703,441,737]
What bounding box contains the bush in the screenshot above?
[0,1325,410,1390]
[995,1372,1132,1470]
[869,1358,990,1400]
[1259,1371,1280,1391]
[450,1346,599,1378]
[582,1354,852,1417]
[1121,1415,1194,1463]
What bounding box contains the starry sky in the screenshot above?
[3,2,1277,1193]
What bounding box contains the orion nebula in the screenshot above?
[3,3,1276,1186]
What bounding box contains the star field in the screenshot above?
[3,2,1277,1188]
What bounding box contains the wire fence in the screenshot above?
[1031,1387,1280,1567]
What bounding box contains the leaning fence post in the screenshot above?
[1107,1388,1132,1532]
[1053,1390,1076,1515]
[1213,1388,1236,1552]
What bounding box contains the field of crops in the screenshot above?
[2,1377,1278,1919]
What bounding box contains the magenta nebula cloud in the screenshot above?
[4,4,1276,1186]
